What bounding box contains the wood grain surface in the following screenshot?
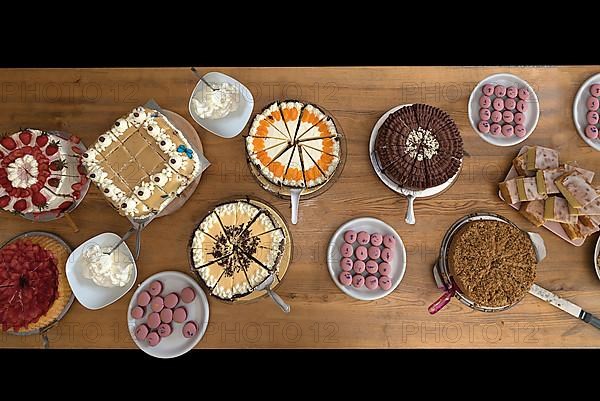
[1,66,599,349]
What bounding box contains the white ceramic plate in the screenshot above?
[127,271,209,359]
[188,71,254,138]
[327,217,406,300]
[66,232,137,310]
[594,235,600,281]
[468,73,540,147]
[573,72,600,152]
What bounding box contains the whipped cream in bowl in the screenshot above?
[191,82,240,120]
[66,232,137,310]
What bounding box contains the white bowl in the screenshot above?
[327,217,406,301]
[594,235,600,281]
[468,73,540,147]
[188,71,254,138]
[66,233,137,310]
[127,271,209,359]
[573,72,600,152]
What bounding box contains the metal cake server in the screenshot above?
[255,274,290,313]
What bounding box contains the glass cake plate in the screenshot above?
[0,231,75,347]
[188,196,293,303]
[244,101,347,225]
[369,104,462,225]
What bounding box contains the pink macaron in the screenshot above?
[343,230,357,244]
[340,257,353,271]
[490,124,502,136]
[160,308,173,324]
[137,291,151,307]
[502,124,514,137]
[482,84,495,96]
[379,276,392,291]
[180,287,196,304]
[183,321,198,338]
[382,235,395,248]
[494,85,506,97]
[157,323,172,338]
[506,86,518,98]
[365,275,379,290]
[587,111,599,125]
[492,97,505,111]
[339,271,353,286]
[591,84,600,97]
[588,96,600,111]
[352,274,365,288]
[479,95,491,108]
[355,246,368,261]
[381,248,393,262]
[502,110,514,123]
[356,231,370,245]
[490,110,503,123]
[146,332,161,347]
[173,307,187,324]
[378,262,392,276]
[131,306,145,320]
[479,108,491,121]
[367,246,381,260]
[514,112,525,125]
[147,312,161,329]
[353,260,366,274]
[135,324,149,341]
[164,293,179,309]
[148,280,163,297]
[585,125,599,139]
[516,100,528,113]
[340,243,353,258]
[150,296,164,313]
[514,125,527,138]
[365,260,379,274]
[370,233,383,246]
[478,121,490,134]
[504,98,516,111]
[518,88,530,100]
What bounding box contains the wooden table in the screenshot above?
[1,66,599,349]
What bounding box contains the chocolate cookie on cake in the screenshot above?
[375,104,463,190]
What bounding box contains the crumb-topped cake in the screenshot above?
[448,220,536,308]
[0,236,71,332]
[82,106,202,219]
[0,130,85,215]
[246,101,341,190]
[190,200,286,300]
[375,104,463,190]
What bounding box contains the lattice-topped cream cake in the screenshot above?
[82,106,202,219]
[190,200,286,301]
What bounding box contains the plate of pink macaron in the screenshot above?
[327,217,406,301]
[127,271,209,359]
[573,72,600,152]
[468,73,540,147]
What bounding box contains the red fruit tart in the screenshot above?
[0,236,71,332]
[0,129,85,216]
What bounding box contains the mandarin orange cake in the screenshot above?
[246,101,341,189]
[190,200,286,300]
[82,106,203,219]
[0,236,71,332]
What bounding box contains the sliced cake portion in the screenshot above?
[279,101,303,139]
[499,178,521,205]
[544,196,577,224]
[526,146,559,170]
[519,200,545,227]
[555,171,599,209]
[295,104,327,140]
[516,177,546,202]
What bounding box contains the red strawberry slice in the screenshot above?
[71,182,82,191]
[31,182,43,192]
[0,176,7,185]
[8,188,16,197]
[18,130,32,145]
[22,189,31,198]
[71,146,82,155]
[69,135,81,144]
[35,133,49,147]
[12,199,27,212]
[72,191,80,199]
[31,191,47,208]
[13,149,24,159]
[49,159,66,171]
[21,146,33,155]
[45,141,59,156]
[0,137,16,151]
[0,196,9,208]
[47,178,60,188]
[57,201,73,211]
[77,164,86,175]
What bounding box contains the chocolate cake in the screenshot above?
[375,104,463,190]
[447,220,536,308]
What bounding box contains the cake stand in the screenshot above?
[369,104,462,225]
[245,102,347,225]
[188,196,293,306]
[0,231,75,348]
